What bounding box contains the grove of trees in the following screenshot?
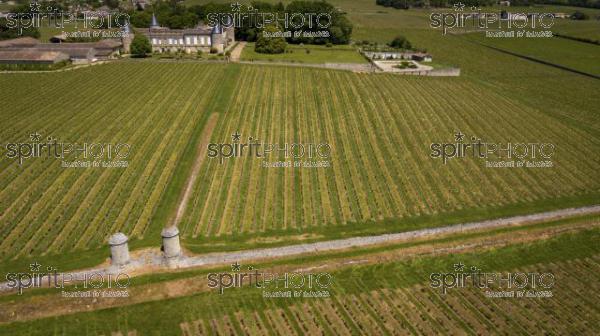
[131,1,353,45]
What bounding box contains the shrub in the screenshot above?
[210,47,218,54]
[255,24,287,54]
[130,34,152,57]
[389,35,412,50]
[571,11,589,20]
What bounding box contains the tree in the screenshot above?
[389,35,412,49]
[129,11,152,28]
[130,34,152,57]
[0,4,40,41]
[255,25,287,54]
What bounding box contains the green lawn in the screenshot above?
[553,19,600,41]
[464,31,600,76]
[240,42,367,63]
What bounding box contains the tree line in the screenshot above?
[130,0,353,45]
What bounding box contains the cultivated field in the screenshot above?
[0,0,599,334]
[0,61,599,266]
[0,0,598,278]
[0,63,230,261]
[180,64,600,240]
[181,258,600,336]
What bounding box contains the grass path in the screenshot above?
[170,113,219,228]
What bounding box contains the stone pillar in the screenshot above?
[161,226,181,258]
[109,232,130,266]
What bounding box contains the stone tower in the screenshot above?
[121,22,133,54]
[108,232,130,266]
[161,226,181,259]
[210,23,224,53]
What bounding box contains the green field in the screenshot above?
[463,32,600,76]
[0,0,598,271]
[0,60,599,265]
[0,1,599,333]
[553,19,600,41]
[180,65,599,240]
[0,63,231,260]
[240,43,367,63]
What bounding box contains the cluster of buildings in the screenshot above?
[0,12,234,66]
[0,36,126,65]
[137,14,235,54]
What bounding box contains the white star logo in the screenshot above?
[30,262,41,272]
[231,2,242,11]
[453,2,465,11]
[29,2,41,11]
[454,131,465,142]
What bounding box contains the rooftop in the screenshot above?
[0,50,68,62]
[0,37,40,48]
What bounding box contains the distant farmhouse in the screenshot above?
[137,14,234,54]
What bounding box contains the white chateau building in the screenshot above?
[137,14,234,54]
